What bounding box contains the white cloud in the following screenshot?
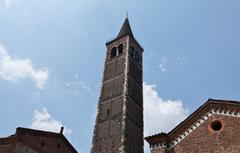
[31,107,72,137]
[143,82,189,136]
[0,44,48,89]
[158,56,168,72]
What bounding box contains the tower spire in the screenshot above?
[117,16,133,38]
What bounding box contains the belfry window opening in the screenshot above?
[118,44,123,55]
[110,47,117,58]
[110,44,124,58]
[129,45,140,62]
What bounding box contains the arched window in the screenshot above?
[130,46,135,52]
[118,44,123,55]
[110,47,117,58]
[135,51,139,62]
[130,46,135,59]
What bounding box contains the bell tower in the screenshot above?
[91,17,144,153]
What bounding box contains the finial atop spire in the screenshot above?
[126,11,128,18]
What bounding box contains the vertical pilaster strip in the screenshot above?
[120,36,130,153]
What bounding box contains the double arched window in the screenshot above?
[110,44,124,58]
[110,44,140,62]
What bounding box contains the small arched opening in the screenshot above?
[118,44,123,55]
[110,47,117,58]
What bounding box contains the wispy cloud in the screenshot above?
[5,0,19,8]
[0,44,49,89]
[158,56,168,72]
[31,107,72,137]
[64,73,94,96]
[143,82,189,136]
[175,56,184,71]
[5,0,11,8]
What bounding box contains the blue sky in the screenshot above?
[1,0,240,153]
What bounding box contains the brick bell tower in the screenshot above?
[91,16,144,153]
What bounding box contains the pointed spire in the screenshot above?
[117,16,133,38]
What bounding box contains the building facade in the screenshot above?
[0,127,77,153]
[145,99,240,153]
[91,17,144,153]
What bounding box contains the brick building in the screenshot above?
[145,99,240,153]
[0,127,77,153]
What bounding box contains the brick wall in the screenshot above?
[18,135,71,153]
[173,114,240,153]
[152,114,240,153]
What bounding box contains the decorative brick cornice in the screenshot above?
[150,143,167,150]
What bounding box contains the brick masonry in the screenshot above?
[170,114,240,153]
[146,99,240,153]
[0,127,77,153]
[91,17,144,153]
